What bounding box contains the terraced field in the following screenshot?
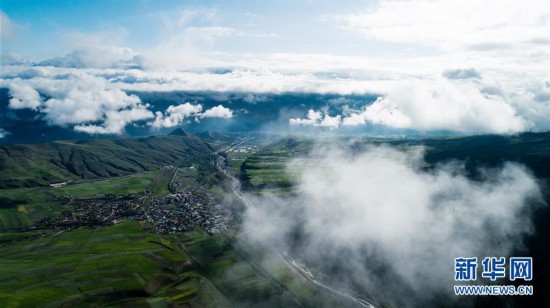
[240,138,313,195]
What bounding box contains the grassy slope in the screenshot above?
[0,134,214,188]
[0,222,315,307]
[0,221,230,307]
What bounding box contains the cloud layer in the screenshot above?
[2,64,548,134]
[289,77,550,133]
[243,145,545,305]
[1,70,234,134]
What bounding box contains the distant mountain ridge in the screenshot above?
[0,131,214,188]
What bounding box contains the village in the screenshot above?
[20,186,229,236]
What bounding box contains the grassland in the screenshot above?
[0,221,231,307]
[0,221,320,307]
[168,229,301,306]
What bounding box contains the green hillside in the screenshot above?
[0,133,214,188]
[0,221,231,307]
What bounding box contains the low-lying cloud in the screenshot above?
[290,77,543,134]
[243,145,545,306]
[150,103,203,128]
[4,74,154,134]
[1,72,234,134]
[201,104,233,119]
[150,103,233,128]
[289,109,341,129]
[0,128,8,139]
[1,64,549,134]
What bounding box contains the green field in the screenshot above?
[240,139,312,194]
[0,221,231,307]
[51,168,173,198]
[0,187,65,229]
[168,230,304,306]
[226,151,253,175]
[0,221,331,307]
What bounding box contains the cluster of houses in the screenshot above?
[146,191,228,235]
[28,195,145,231]
[19,189,228,236]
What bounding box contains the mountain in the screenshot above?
[0,132,214,188]
[168,127,189,136]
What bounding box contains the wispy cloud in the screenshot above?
[331,0,549,52]
[0,11,24,40]
[0,128,8,139]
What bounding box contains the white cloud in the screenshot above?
[3,74,154,134]
[1,51,31,66]
[289,109,341,129]
[0,128,8,138]
[442,68,481,80]
[342,96,411,128]
[243,145,545,305]
[38,47,143,69]
[509,80,550,132]
[201,104,233,118]
[334,0,550,51]
[7,79,41,109]
[63,26,129,48]
[290,109,322,126]
[155,7,219,33]
[74,106,153,134]
[342,78,526,133]
[288,77,529,133]
[144,8,238,69]
[31,26,143,69]
[149,102,233,128]
[0,11,23,40]
[150,103,203,128]
[1,64,548,134]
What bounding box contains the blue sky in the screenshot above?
[2,0,388,61]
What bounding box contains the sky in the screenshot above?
[1,0,549,136]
